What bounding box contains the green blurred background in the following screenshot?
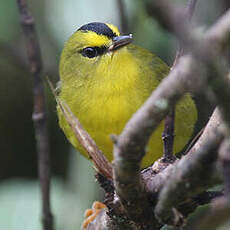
[0,0,226,229]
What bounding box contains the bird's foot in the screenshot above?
[82,201,106,229]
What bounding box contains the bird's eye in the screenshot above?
[81,47,98,58]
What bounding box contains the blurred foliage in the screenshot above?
[0,0,227,229]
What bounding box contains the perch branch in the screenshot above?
[16,0,53,230]
[112,10,230,219]
[90,107,224,229]
[97,4,230,229]
[86,1,230,229]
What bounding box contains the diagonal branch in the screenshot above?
[90,106,224,229]
[143,107,223,198]
[113,6,230,228]
[154,128,224,226]
[48,80,113,180]
[16,1,53,230]
[113,54,202,228]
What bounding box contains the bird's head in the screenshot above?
[60,22,133,82]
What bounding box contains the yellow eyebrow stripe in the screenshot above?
[106,23,120,36]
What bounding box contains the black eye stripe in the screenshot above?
[80,46,107,58]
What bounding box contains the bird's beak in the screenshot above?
[108,34,133,52]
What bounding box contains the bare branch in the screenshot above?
[116,0,128,33]
[145,1,230,60]
[145,108,222,192]
[219,139,230,198]
[162,0,198,161]
[186,0,198,21]
[145,0,192,44]
[91,107,224,229]
[162,109,175,161]
[188,197,230,230]
[48,80,113,179]
[154,129,223,226]
[93,6,230,228]
[16,0,53,230]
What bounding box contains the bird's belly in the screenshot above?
[77,94,140,161]
[59,92,197,168]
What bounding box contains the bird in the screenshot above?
[57,22,197,168]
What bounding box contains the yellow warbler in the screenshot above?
[57,22,197,168]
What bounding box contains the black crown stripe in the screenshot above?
[78,22,117,39]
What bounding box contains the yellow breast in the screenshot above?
[58,44,197,168]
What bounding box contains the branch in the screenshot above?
[188,197,230,230]
[97,6,230,228]
[91,107,224,229]
[116,0,128,33]
[113,54,201,228]
[162,109,175,160]
[142,108,223,227]
[48,80,113,180]
[219,138,230,198]
[145,1,230,62]
[154,129,223,226]
[144,108,223,194]
[205,11,230,131]
[16,1,53,230]
[162,0,198,161]
[185,0,198,21]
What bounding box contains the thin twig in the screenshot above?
[116,0,128,33]
[186,0,198,20]
[162,109,175,160]
[16,1,53,230]
[162,0,198,161]
[48,80,113,179]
